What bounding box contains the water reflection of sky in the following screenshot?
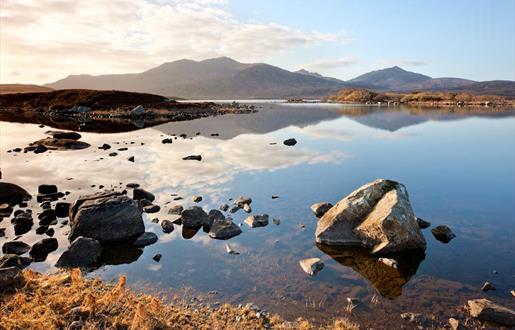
[1,104,514,326]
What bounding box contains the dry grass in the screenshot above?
[0,270,359,330]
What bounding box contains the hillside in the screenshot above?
[0,84,53,94]
[349,66,431,89]
[46,57,347,99]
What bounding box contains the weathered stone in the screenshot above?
[431,225,456,243]
[245,214,269,228]
[38,209,57,226]
[467,298,515,326]
[55,237,102,268]
[315,179,426,254]
[0,267,24,291]
[29,238,58,261]
[133,232,158,247]
[181,206,209,227]
[299,258,324,276]
[310,202,333,218]
[2,241,31,255]
[209,219,242,240]
[161,220,175,233]
[0,182,31,206]
[69,191,144,243]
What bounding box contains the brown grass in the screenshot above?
[0,270,359,330]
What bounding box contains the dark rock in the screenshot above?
[56,237,102,268]
[161,220,174,233]
[209,209,225,222]
[132,188,155,202]
[416,217,431,229]
[46,228,55,236]
[31,138,89,150]
[283,138,297,146]
[209,219,242,240]
[181,206,210,227]
[219,204,229,212]
[162,138,173,144]
[40,201,51,210]
[182,155,202,161]
[98,144,111,150]
[310,202,333,218]
[467,298,515,326]
[38,209,57,226]
[38,184,58,195]
[133,232,158,247]
[126,183,140,188]
[0,182,31,206]
[33,144,48,153]
[69,191,144,243]
[0,254,31,269]
[299,258,324,276]
[153,254,162,262]
[109,152,118,157]
[192,195,202,203]
[12,212,33,235]
[128,156,135,162]
[234,196,252,207]
[245,214,269,228]
[55,202,71,217]
[431,225,456,243]
[36,225,49,235]
[144,204,161,213]
[481,282,496,292]
[0,267,24,291]
[2,241,31,255]
[29,238,58,261]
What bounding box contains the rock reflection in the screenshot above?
[96,242,144,267]
[182,226,202,239]
[317,244,425,299]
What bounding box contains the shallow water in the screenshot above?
[1,103,514,327]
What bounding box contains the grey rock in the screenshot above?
[310,202,333,218]
[299,258,324,276]
[69,191,144,242]
[181,206,209,227]
[431,225,456,243]
[209,219,242,240]
[245,214,269,228]
[55,236,102,268]
[133,232,158,247]
[0,267,24,291]
[315,179,426,254]
[467,298,515,326]
[209,209,225,222]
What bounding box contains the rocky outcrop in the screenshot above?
[0,182,31,206]
[315,179,426,254]
[68,191,144,242]
[56,236,102,268]
[467,299,515,326]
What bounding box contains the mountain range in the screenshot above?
[45,57,514,99]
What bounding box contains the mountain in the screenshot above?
[47,57,347,99]
[45,58,514,98]
[349,66,431,90]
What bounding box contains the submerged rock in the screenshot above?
[310,202,333,218]
[315,179,426,254]
[69,191,144,243]
[56,236,102,268]
[245,214,269,228]
[467,298,515,326]
[143,204,160,214]
[209,219,242,240]
[299,258,324,276]
[431,225,456,243]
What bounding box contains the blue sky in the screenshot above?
[1,0,513,83]
[228,0,515,81]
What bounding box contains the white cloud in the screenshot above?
[301,57,358,71]
[0,0,351,84]
[377,59,427,67]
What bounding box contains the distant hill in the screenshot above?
[0,84,53,94]
[44,58,514,98]
[47,57,347,99]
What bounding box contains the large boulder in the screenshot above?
[315,179,426,254]
[0,182,31,206]
[181,206,210,228]
[467,299,515,326]
[68,191,144,242]
[56,236,102,268]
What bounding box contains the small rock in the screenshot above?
[283,138,297,146]
[98,144,111,150]
[431,225,456,243]
[128,156,135,162]
[161,220,175,233]
[481,282,496,292]
[416,217,431,229]
[45,131,81,140]
[245,214,269,228]
[130,105,145,117]
[126,183,140,188]
[0,254,31,269]
[299,258,324,276]
[310,202,333,218]
[219,204,229,212]
[225,243,240,255]
[2,241,30,255]
[168,205,183,215]
[192,195,202,203]
[38,184,58,195]
[144,204,161,213]
[153,254,162,262]
[182,155,202,161]
[162,138,173,144]
[133,232,158,247]
[181,206,209,227]
[109,152,118,157]
[29,238,58,261]
[271,195,279,199]
[378,257,398,269]
[400,312,427,325]
[133,188,155,202]
[243,204,251,213]
[209,219,242,239]
[55,202,71,217]
[272,218,281,225]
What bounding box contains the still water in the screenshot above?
[1,103,514,327]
